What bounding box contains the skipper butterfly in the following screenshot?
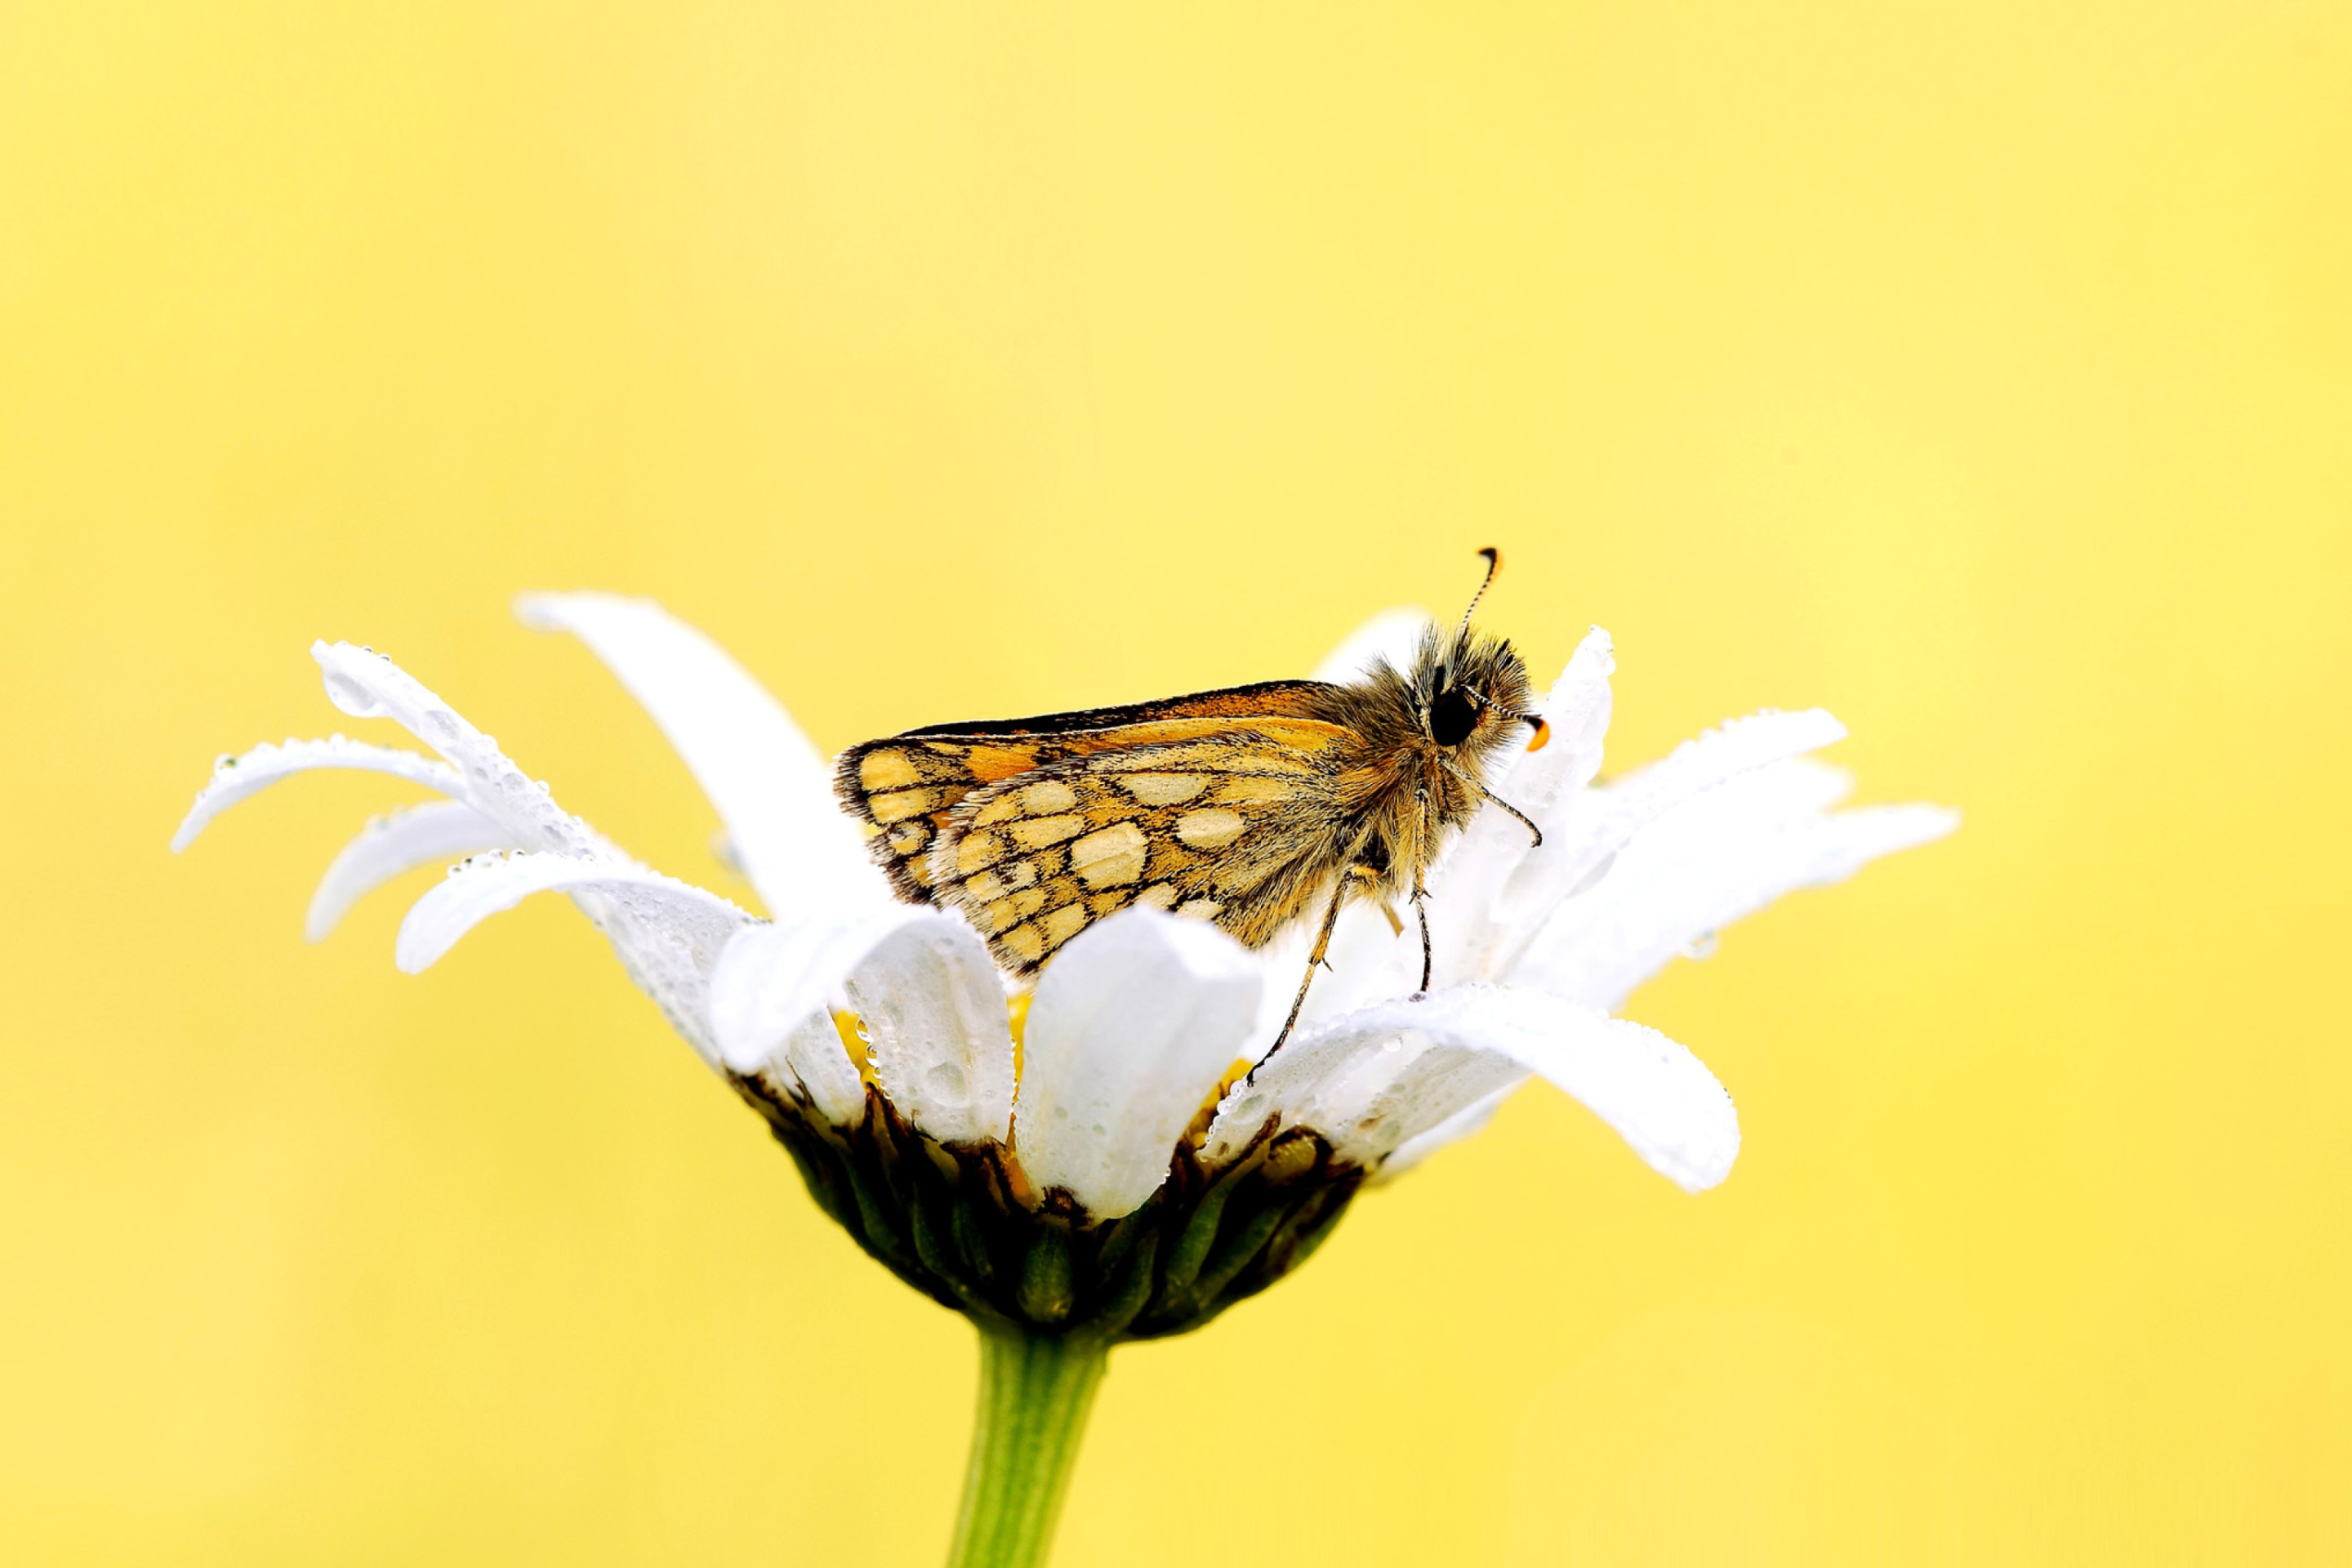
[836,550,1550,1050]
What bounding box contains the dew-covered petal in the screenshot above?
[310,642,606,858]
[515,593,877,917]
[1377,1080,1518,1181]
[394,850,753,1062]
[1517,760,1960,1009]
[1485,625,1617,822]
[1015,911,1262,1218]
[843,915,1015,1147]
[392,850,750,974]
[1311,607,1432,684]
[1207,986,1739,1192]
[305,800,513,941]
[710,922,870,1124]
[709,908,937,1072]
[1477,708,1851,979]
[1204,991,1526,1169]
[710,909,1011,1140]
[774,1014,871,1127]
[171,737,465,853]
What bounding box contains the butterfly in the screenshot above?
[835,549,1550,1053]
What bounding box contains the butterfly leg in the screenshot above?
[1416,893,1432,992]
[1258,866,1374,1072]
[1410,782,1436,992]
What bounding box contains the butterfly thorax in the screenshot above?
[1307,625,1535,902]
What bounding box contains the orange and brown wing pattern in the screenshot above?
[834,680,1340,906]
[924,719,1363,974]
[835,734,1055,902]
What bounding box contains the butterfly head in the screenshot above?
[1415,547,1548,755]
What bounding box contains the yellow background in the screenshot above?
[4,2,2346,1562]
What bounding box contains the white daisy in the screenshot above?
[175,591,1953,1566]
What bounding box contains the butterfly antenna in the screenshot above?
[1455,546,1503,640]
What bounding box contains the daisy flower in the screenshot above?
[176,593,1953,1568]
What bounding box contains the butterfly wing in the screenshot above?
[836,732,1058,902]
[927,719,1365,973]
[834,680,1339,905]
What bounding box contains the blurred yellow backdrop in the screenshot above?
[4,2,2347,1563]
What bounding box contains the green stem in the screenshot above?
[945,1327,1110,1568]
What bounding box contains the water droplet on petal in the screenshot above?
[322,669,387,719]
[1681,929,1720,960]
[924,1061,970,1105]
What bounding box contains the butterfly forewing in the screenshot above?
[835,687,1368,974]
[833,681,1339,907]
[931,723,1359,972]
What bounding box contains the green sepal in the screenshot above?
[1018,1221,1076,1324]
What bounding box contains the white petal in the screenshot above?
[777,1013,869,1127]
[709,909,1013,1143]
[1378,1080,1519,1180]
[843,916,1016,1147]
[710,912,911,1073]
[1518,761,1960,1009]
[1478,708,1851,978]
[709,908,948,1072]
[309,642,607,858]
[171,737,464,853]
[1015,911,1263,1218]
[394,851,753,1063]
[1486,626,1617,817]
[305,800,513,941]
[710,923,869,1123]
[1204,989,1526,1169]
[1501,1002,1738,1193]
[1207,986,1740,1192]
[516,593,877,916]
[1311,607,1432,683]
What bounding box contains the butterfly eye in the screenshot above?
[1429,686,1481,747]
